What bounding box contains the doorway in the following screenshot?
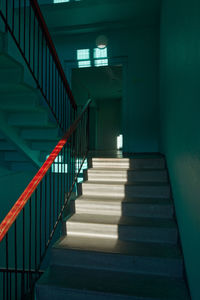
[71,65,123,151]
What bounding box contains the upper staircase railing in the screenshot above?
[0,0,77,131]
[0,98,91,300]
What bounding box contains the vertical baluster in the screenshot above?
[53,161,55,227]
[5,0,8,27]
[44,176,47,247]
[6,234,8,300]
[14,221,17,300]
[24,0,26,53]
[37,22,40,85]
[3,271,5,300]
[28,5,31,64]
[40,183,42,261]
[57,75,60,126]
[33,14,36,73]
[19,0,21,45]
[46,41,48,99]
[52,61,54,119]
[12,0,15,33]
[41,33,44,90]
[35,189,38,278]
[55,68,57,123]
[29,197,32,291]
[60,148,63,213]
[49,53,51,106]
[63,146,66,209]
[22,208,25,297]
[56,155,59,219]
[49,170,52,236]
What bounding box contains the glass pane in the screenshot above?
[94,59,108,67]
[77,49,90,60]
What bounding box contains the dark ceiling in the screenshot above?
[40,0,161,35]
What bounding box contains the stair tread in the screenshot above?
[92,157,164,161]
[67,214,176,228]
[75,195,172,205]
[37,266,190,299]
[54,235,181,259]
[87,168,166,172]
[82,181,169,186]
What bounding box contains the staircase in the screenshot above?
[36,155,190,299]
[0,31,61,171]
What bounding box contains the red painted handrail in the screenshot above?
[30,0,77,110]
[0,99,91,242]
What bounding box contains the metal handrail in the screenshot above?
[0,98,91,242]
[0,98,91,299]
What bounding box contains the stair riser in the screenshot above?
[8,113,48,126]
[80,184,171,199]
[66,223,177,244]
[0,94,38,110]
[91,159,165,170]
[36,286,146,300]
[51,248,183,278]
[0,69,22,84]
[4,152,29,162]
[0,142,15,150]
[74,202,174,218]
[21,128,60,140]
[85,171,168,183]
[31,142,56,151]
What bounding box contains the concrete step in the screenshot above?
[0,33,4,52]
[90,158,165,170]
[79,182,171,198]
[51,235,183,277]
[0,141,16,151]
[72,196,174,218]
[21,128,60,140]
[35,266,190,300]
[0,56,23,84]
[84,168,168,183]
[65,214,177,244]
[0,93,38,110]
[10,162,37,172]
[0,83,35,94]
[4,151,29,162]
[8,111,49,127]
[30,141,57,151]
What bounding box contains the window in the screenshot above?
[77,47,108,68]
[94,47,108,67]
[77,49,91,68]
[94,59,108,67]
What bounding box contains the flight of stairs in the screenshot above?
[0,31,61,171]
[36,155,190,300]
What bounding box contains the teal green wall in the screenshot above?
[53,27,160,153]
[160,0,200,299]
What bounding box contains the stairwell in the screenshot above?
[0,31,61,171]
[36,155,190,300]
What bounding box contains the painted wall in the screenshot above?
[159,0,200,299]
[52,26,159,153]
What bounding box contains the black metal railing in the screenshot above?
[0,99,91,300]
[0,0,77,132]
